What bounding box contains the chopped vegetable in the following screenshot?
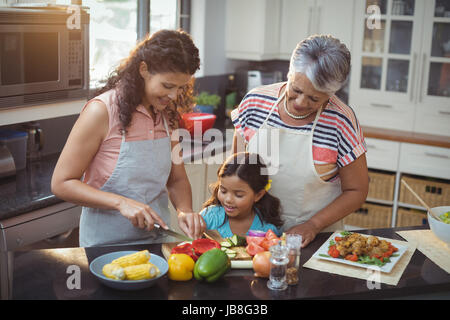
[328,245,340,258]
[192,238,221,256]
[224,249,237,259]
[439,211,450,224]
[220,241,232,248]
[230,234,247,246]
[248,230,266,237]
[171,243,199,261]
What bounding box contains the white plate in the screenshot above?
[312,232,408,273]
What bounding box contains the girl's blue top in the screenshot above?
[200,205,281,238]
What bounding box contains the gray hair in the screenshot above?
[288,35,351,95]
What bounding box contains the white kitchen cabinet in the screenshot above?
[279,0,314,59]
[398,142,450,180]
[225,0,281,60]
[349,0,450,136]
[365,137,401,171]
[226,0,356,61]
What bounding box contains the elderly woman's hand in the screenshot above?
[286,220,320,248]
[177,211,206,239]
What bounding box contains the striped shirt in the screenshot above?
[230,82,366,181]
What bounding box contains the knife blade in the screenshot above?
[154,224,193,242]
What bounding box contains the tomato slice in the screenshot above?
[192,238,221,256]
[260,238,279,250]
[246,242,265,256]
[265,229,279,241]
[246,236,265,246]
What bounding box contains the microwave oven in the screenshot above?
[0,6,90,109]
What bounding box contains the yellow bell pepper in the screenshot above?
[168,253,195,281]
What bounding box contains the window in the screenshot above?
[150,0,178,34]
[84,0,138,88]
[56,0,186,88]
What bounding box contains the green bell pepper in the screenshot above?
[193,248,230,283]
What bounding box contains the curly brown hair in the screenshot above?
[93,29,200,132]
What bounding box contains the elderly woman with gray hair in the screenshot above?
[231,35,369,247]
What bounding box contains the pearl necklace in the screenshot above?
[283,96,315,120]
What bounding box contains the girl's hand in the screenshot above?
[177,211,206,240]
[286,220,320,248]
[117,196,168,231]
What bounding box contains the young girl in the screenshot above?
[200,152,283,238]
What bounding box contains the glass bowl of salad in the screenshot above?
[428,206,450,245]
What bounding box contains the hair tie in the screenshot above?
[264,179,272,192]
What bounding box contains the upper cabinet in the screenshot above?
[225,0,281,60]
[349,0,450,136]
[414,0,450,136]
[226,0,356,61]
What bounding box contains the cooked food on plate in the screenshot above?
[322,232,399,267]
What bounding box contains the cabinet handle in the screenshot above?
[438,110,450,116]
[424,152,449,159]
[410,53,417,102]
[418,53,426,103]
[370,103,393,109]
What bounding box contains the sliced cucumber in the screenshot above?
[226,250,237,259]
[233,234,247,246]
[220,241,232,248]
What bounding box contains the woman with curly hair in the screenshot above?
[52,29,204,246]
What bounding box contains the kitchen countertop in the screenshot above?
[11,226,450,300]
[0,154,63,221]
[0,129,233,221]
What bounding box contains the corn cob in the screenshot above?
[111,250,150,268]
[102,263,126,280]
[123,263,160,280]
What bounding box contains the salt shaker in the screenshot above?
[286,234,302,285]
[267,243,289,290]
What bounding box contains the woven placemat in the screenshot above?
[396,229,450,274]
[303,233,416,286]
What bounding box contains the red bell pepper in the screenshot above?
[192,238,221,256]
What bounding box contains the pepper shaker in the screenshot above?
[286,234,302,285]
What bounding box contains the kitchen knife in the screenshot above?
[154,223,193,242]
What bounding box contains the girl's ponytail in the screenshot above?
[254,193,283,227]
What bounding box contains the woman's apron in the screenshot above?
[247,90,344,232]
[79,116,172,247]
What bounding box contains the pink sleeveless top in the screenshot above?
[82,89,170,189]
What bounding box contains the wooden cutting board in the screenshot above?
[161,230,253,269]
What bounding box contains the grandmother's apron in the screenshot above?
[247,90,344,232]
[79,117,172,247]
